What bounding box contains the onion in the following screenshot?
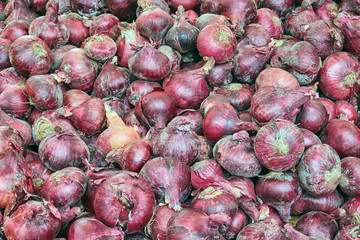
[0,109,32,145]
[70,0,104,16]
[214,84,253,112]
[128,44,171,81]
[3,200,61,240]
[126,81,160,106]
[315,0,338,20]
[93,57,133,99]
[94,171,155,233]
[177,109,203,135]
[82,34,117,63]
[270,36,300,69]
[165,6,200,53]
[283,224,328,240]
[147,205,177,240]
[0,20,28,42]
[214,130,262,177]
[200,0,257,35]
[184,10,198,26]
[297,144,341,197]
[296,99,328,132]
[198,135,213,160]
[0,67,26,94]
[106,139,152,173]
[339,157,360,196]
[236,220,283,240]
[103,97,126,119]
[195,13,231,30]
[9,35,53,77]
[135,6,173,42]
[5,0,39,25]
[27,159,53,194]
[166,208,230,239]
[68,217,124,240]
[140,157,191,211]
[105,0,137,22]
[200,93,230,115]
[135,89,177,130]
[284,6,320,40]
[255,68,300,90]
[168,0,198,10]
[203,102,258,145]
[254,119,304,171]
[291,190,344,214]
[232,44,271,84]
[336,100,358,124]
[0,126,27,157]
[257,204,285,227]
[321,119,360,158]
[49,0,72,15]
[58,13,89,46]
[238,24,272,48]
[152,116,200,165]
[124,109,148,137]
[88,14,120,40]
[0,85,31,120]
[28,1,69,49]
[138,0,170,15]
[259,0,294,19]
[335,224,360,240]
[251,86,315,125]
[317,97,337,121]
[300,128,321,150]
[158,45,181,72]
[339,0,360,13]
[334,197,360,227]
[220,210,247,239]
[206,62,234,87]
[25,74,63,110]
[50,45,76,72]
[256,171,301,222]
[0,38,11,71]
[295,211,339,239]
[255,8,284,39]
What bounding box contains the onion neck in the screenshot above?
[165,184,181,212]
[45,0,59,24]
[202,57,215,74]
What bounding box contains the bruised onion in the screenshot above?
[0,85,31,120]
[297,144,341,197]
[214,131,262,177]
[296,99,328,132]
[214,83,253,111]
[255,8,284,39]
[58,13,89,46]
[301,128,321,150]
[339,157,360,196]
[255,68,300,90]
[256,171,301,222]
[9,35,53,77]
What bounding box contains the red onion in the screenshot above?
[177,109,203,134]
[106,139,152,172]
[165,6,199,53]
[3,200,61,240]
[9,35,53,77]
[0,67,26,94]
[68,217,124,240]
[219,210,247,239]
[152,116,200,165]
[103,97,126,118]
[334,11,360,57]
[135,89,177,130]
[58,13,89,46]
[339,0,360,13]
[88,14,120,40]
[184,10,198,26]
[54,48,99,92]
[200,0,257,35]
[336,100,358,124]
[0,109,32,145]
[137,0,170,15]
[126,81,160,106]
[41,167,87,206]
[128,44,171,81]
[115,22,148,68]
[70,0,104,16]
[28,1,69,49]
[24,0,48,13]
[198,135,212,160]
[49,0,72,15]
[124,109,148,137]
[334,197,360,227]
[317,97,337,121]
[135,6,173,42]
[297,144,341,197]
[0,125,27,157]
[94,171,155,233]
[256,171,301,222]
[321,119,360,158]
[0,2,4,21]
[255,68,300,90]
[164,58,213,109]
[158,45,181,72]
[300,128,321,150]
[284,6,319,40]
[5,0,39,25]
[214,131,262,177]
[206,62,234,87]
[335,224,360,240]
[232,44,271,84]
[296,99,328,132]
[315,0,338,20]
[339,157,360,196]
[295,211,339,239]
[82,34,117,63]
[203,103,258,145]
[140,157,191,211]
[28,159,53,194]
[214,83,253,111]
[168,0,198,10]
[197,24,236,63]
[283,224,328,240]
[0,38,11,71]
[257,204,285,227]
[255,8,284,39]
[254,119,304,171]
[200,93,230,115]
[0,85,31,120]
[148,205,177,240]
[0,20,28,42]
[259,0,294,19]
[270,36,300,69]
[195,13,231,30]
[291,190,343,214]
[236,220,283,240]
[50,45,76,72]
[237,24,272,48]
[105,0,137,22]
[25,74,63,110]
[93,57,132,99]
[166,208,230,239]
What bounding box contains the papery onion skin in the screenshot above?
[237,24,272,48]
[0,85,32,120]
[259,0,294,19]
[334,224,360,240]
[283,224,329,240]
[177,109,203,135]
[300,128,321,150]
[28,159,53,194]
[318,52,360,100]
[126,81,161,106]
[315,0,338,20]
[88,14,121,40]
[339,157,360,196]
[82,34,117,63]
[220,210,247,239]
[0,109,32,146]
[317,97,337,122]
[58,13,89,46]
[9,35,53,77]
[124,109,148,137]
[254,119,304,171]
[214,83,253,111]
[256,171,302,222]
[236,220,283,240]
[51,45,76,72]
[296,99,328,133]
[255,68,300,90]
[336,100,358,124]
[255,8,284,39]
[0,67,26,94]
[148,205,177,240]
[5,0,39,25]
[257,204,285,227]
[70,0,104,16]
[297,144,341,197]
[195,13,231,30]
[320,119,360,158]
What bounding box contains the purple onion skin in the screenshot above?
[105,0,137,22]
[70,0,104,16]
[236,220,283,240]
[51,45,76,72]
[41,167,88,207]
[259,0,294,19]
[148,205,177,240]
[300,128,321,150]
[0,67,26,94]
[297,144,341,197]
[296,99,328,133]
[0,38,11,71]
[335,224,360,240]
[339,157,360,196]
